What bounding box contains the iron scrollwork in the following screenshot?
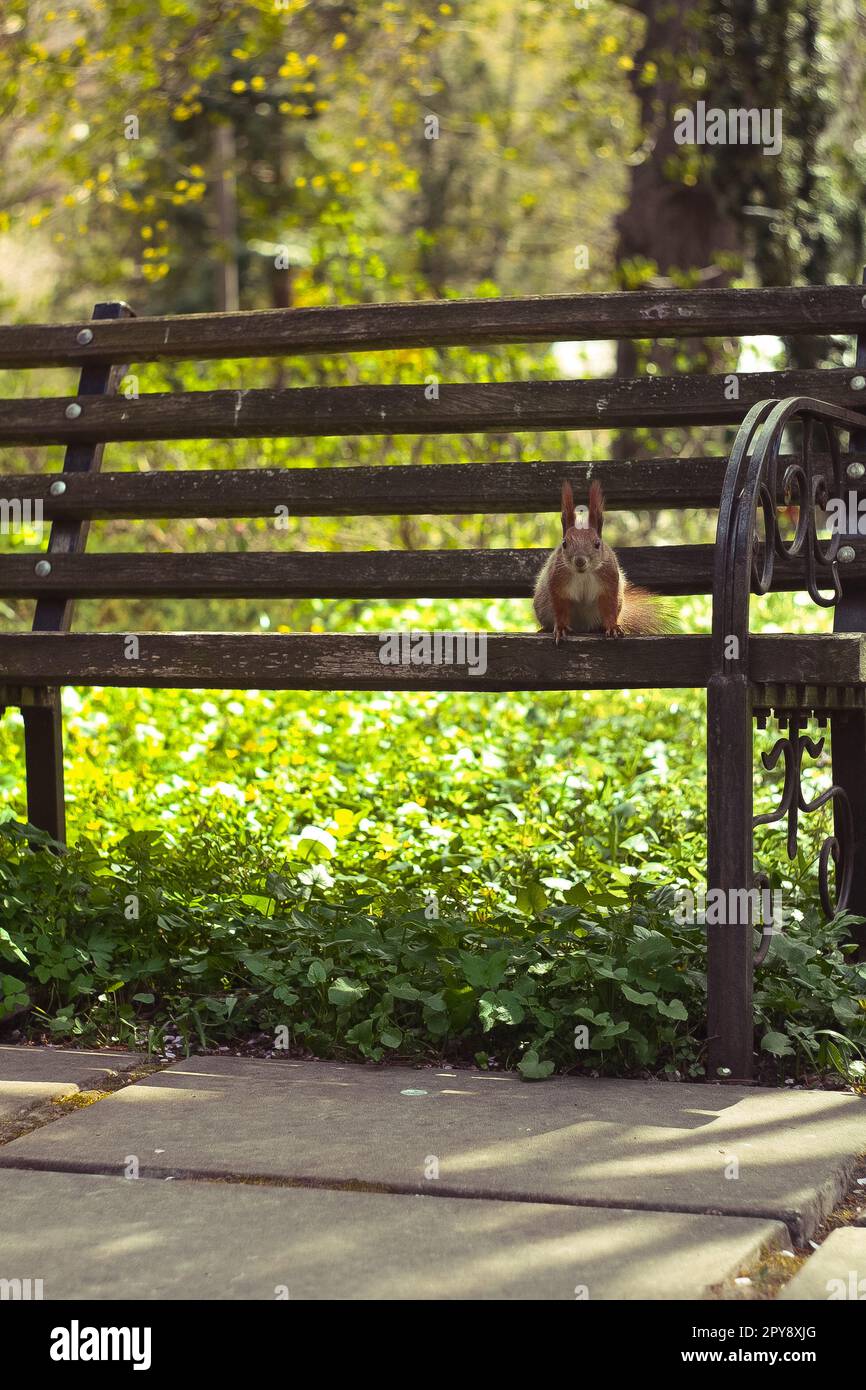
[713,395,864,958]
[752,719,854,964]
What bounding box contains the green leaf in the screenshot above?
[345,1018,375,1047]
[517,1049,555,1080]
[478,989,525,1031]
[761,1030,795,1057]
[621,983,657,1007]
[241,893,272,914]
[328,977,367,1008]
[388,981,422,1001]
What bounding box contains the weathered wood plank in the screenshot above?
[0,372,864,444]
[1,285,864,367]
[0,453,852,518]
[0,632,860,692]
[1,545,862,599]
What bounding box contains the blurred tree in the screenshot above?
[614,0,866,374]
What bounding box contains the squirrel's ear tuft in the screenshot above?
[561,479,575,537]
[588,479,604,536]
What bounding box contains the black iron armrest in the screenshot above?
[711,395,866,673]
[711,396,866,947]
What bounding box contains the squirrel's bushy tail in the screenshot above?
[619,582,677,636]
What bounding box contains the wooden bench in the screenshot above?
[1,284,865,1080]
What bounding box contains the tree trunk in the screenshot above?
[212,121,240,313]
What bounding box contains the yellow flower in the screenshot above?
[332,32,347,49]
[231,79,247,93]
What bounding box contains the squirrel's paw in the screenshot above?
[604,624,624,639]
[553,623,573,645]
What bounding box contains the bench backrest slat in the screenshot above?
[0,285,864,367]
[1,370,864,445]
[0,454,849,517]
[0,545,861,600]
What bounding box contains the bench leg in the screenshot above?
[22,702,66,845]
[706,675,754,1080]
[833,578,866,957]
[830,707,866,956]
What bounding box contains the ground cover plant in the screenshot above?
[1,606,863,1084]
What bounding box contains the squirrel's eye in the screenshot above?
[594,539,601,549]
[561,541,567,549]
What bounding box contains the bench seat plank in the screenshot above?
[0,632,860,691]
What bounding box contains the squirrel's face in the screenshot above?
[561,526,604,574]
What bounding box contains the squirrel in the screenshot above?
[533,479,673,643]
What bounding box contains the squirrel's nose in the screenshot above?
[574,557,588,571]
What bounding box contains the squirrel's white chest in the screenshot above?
[565,569,604,627]
[565,569,603,606]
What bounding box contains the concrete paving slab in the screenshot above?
[778,1228,866,1300]
[0,1046,142,1125]
[0,1167,784,1301]
[1,1059,863,1239]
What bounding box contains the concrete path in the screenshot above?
[0,1167,784,1301]
[0,1050,863,1299]
[778,1228,866,1300]
[0,1045,142,1126]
